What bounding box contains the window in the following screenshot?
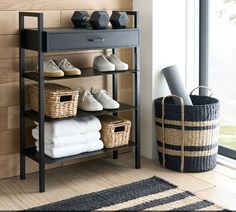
[200,0,236,159]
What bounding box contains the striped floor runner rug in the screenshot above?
[28,176,222,211]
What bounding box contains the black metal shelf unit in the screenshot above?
[19,11,140,192]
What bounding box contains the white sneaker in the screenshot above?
[56,59,81,76]
[106,54,128,71]
[91,87,120,109]
[78,89,103,111]
[43,60,64,77]
[93,55,115,72]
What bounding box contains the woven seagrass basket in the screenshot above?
[154,86,220,172]
[29,83,79,118]
[98,115,131,148]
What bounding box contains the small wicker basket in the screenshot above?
[98,115,131,148]
[29,83,79,119]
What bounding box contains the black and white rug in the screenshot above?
[28,176,222,211]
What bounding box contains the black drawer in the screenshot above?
[23,28,139,52]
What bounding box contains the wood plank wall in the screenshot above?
[0,0,133,179]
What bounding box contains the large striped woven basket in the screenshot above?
[154,86,220,172]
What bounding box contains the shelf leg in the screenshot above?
[134,41,141,169]
[38,13,45,193]
[20,114,26,180]
[39,162,45,192]
[20,77,26,180]
[20,127,26,180]
[112,71,118,160]
[135,149,141,169]
[112,48,119,160]
[113,150,118,159]
[19,13,26,180]
[135,107,141,169]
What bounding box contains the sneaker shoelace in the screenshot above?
[97,90,112,101]
[47,60,59,71]
[60,59,75,68]
[82,91,96,103]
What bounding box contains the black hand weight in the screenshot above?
[71,11,109,30]
[110,11,129,29]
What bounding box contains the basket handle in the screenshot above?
[190,86,213,97]
[161,95,185,172]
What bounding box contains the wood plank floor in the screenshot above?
[0,152,236,210]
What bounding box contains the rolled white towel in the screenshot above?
[34,116,101,138]
[32,127,101,147]
[35,140,104,159]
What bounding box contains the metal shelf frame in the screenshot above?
[19,11,140,192]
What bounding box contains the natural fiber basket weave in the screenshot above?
[98,115,131,148]
[154,86,220,172]
[30,83,79,118]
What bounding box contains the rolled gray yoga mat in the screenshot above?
[162,65,193,105]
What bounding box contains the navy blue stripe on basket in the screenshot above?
[121,191,192,211]
[155,121,218,131]
[157,140,218,152]
[158,152,218,172]
[154,95,220,122]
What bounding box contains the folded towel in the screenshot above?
[34,116,101,138]
[35,140,104,158]
[32,127,101,147]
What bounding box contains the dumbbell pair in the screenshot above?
[71,11,129,30]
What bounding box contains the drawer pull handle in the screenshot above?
[88,38,105,42]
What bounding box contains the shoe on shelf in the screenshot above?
[56,59,81,76]
[106,54,128,71]
[93,55,115,72]
[78,88,103,112]
[43,60,64,78]
[91,87,120,109]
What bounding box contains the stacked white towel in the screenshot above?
[34,116,102,137]
[33,116,104,158]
